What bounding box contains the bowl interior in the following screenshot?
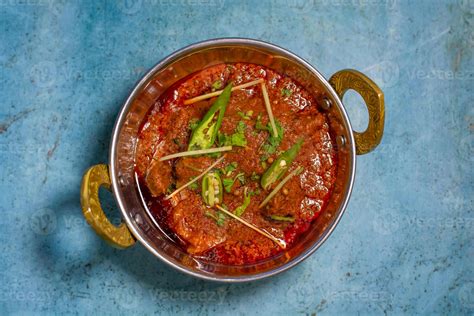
[110,39,355,281]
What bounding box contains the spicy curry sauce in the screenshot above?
[135,63,337,265]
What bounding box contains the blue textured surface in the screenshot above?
[0,0,473,314]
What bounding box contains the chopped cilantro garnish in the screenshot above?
[207,152,222,158]
[217,121,247,147]
[189,118,199,131]
[216,212,227,226]
[222,177,235,193]
[250,188,261,196]
[237,110,254,120]
[188,180,198,190]
[205,210,227,226]
[166,182,176,194]
[236,172,245,185]
[255,113,267,130]
[281,88,292,97]
[255,114,284,161]
[211,80,222,91]
[237,111,248,120]
[236,121,246,133]
[223,172,245,192]
[223,162,238,176]
[251,171,260,181]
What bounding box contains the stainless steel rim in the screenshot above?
[109,38,356,282]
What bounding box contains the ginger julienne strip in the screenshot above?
[183,79,264,105]
[159,146,232,161]
[215,205,286,249]
[260,83,279,138]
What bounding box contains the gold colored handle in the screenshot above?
[329,69,385,155]
[80,164,135,249]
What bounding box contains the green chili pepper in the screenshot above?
[201,171,223,207]
[188,83,233,150]
[234,188,251,217]
[260,139,304,190]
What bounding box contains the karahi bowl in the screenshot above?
[80,38,384,282]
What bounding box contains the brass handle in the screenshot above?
[80,164,135,249]
[329,69,385,155]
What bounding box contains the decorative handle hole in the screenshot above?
[343,90,369,133]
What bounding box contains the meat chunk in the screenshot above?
[169,193,226,254]
[145,159,172,197]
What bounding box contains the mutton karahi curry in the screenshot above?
[135,63,338,265]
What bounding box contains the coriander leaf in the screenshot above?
[259,119,284,161]
[255,113,267,130]
[237,110,254,120]
[281,88,292,97]
[223,162,238,176]
[189,118,199,131]
[205,210,227,226]
[236,121,246,133]
[223,177,235,193]
[251,172,260,181]
[216,211,227,226]
[237,111,250,120]
[216,204,229,226]
[208,152,222,158]
[223,172,245,192]
[250,189,261,196]
[166,183,176,194]
[236,172,245,185]
[230,132,247,147]
[188,181,198,190]
[212,80,222,91]
[205,210,218,221]
[217,131,229,147]
[216,121,247,147]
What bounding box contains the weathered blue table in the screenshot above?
[1,0,472,314]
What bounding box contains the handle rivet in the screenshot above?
[119,176,127,186]
[321,98,331,110]
[134,213,143,225]
[336,135,346,148]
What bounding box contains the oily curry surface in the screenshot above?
[135,63,337,265]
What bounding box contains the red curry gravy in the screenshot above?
[135,63,337,265]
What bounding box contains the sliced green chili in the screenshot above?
[260,139,304,190]
[188,83,232,150]
[201,171,223,207]
[234,188,251,217]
